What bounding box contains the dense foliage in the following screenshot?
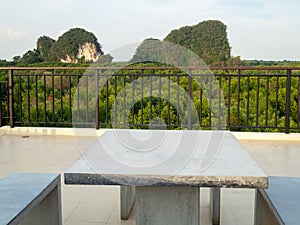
[164,20,231,67]
[47,28,103,62]
[37,36,56,61]
[10,28,105,65]
[1,22,300,132]
[1,64,299,133]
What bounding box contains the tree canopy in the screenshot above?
[12,28,105,65]
[164,20,231,66]
[47,28,103,62]
[36,36,56,61]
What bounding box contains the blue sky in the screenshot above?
[1,0,300,61]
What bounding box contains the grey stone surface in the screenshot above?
[0,173,61,225]
[255,176,300,225]
[210,188,220,225]
[120,186,135,220]
[65,130,267,188]
[136,186,200,225]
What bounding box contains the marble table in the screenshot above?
[65,129,267,225]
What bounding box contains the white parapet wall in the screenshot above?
[0,126,300,141]
[0,126,106,137]
[232,131,300,141]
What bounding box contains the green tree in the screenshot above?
[164,20,231,67]
[36,36,56,61]
[47,28,103,62]
[19,49,43,65]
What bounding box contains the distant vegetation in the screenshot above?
[0,20,300,132]
[1,20,300,67]
[7,28,105,65]
[164,20,231,67]
[45,28,103,62]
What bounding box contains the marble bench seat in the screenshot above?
[0,173,61,225]
[255,176,300,225]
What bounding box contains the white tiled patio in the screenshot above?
[0,127,300,225]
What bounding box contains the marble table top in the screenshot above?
[65,129,268,188]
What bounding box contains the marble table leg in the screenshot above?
[136,186,200,225]
[210,187,220,225]
[120,186,135,220]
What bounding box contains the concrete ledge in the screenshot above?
[1,126,299,141]
[0,126,106,137]
[232,131,300,141]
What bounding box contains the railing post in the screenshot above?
[188,70,192,130]
[95,69,99,129]
[8,69,14,128]
[0,83,2,127]
[285,69,291,134]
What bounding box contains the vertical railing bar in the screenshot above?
[150,71,153,121]
[131,73,135,127]
[246,74,250,127]
[123,72,127,126]
[285,69,291,133]
[200,75,203,127]
[35,74,38,123]
[18,75,22,123]
[218,74,221,128]
[60,72,63,121]
[68,75,72,126]
[113,73,117,127]
[141,70,144,126]
[0,83,2,127]
[106,73,109,127]
[237,69,241,126]
[256,75,260,127]
[43,75,46,123]
[176,75,180,127]
[275,76,279,127]
[168,74,171,127]
[27,75,30,122]
[158,74,161,124]
[5,82,9,122]
[86,75,89,124]
[5,82,10,123]
[51,69,55,123]
[77,75,80,124]
[188,70,192,130]
[227,75,231,129]
[209,72,212,129]
[95,69,99,129]
[8,69,14,127]
[265,75,269,127]
[298,76,300,128]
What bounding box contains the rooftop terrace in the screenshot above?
[1,127,299,225]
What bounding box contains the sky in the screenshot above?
[1,0,300,61]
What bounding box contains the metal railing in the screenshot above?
[0,81,9,127]
[0,66,300,133]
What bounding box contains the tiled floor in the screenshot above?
[0,131,299,225]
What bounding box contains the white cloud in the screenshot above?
[4,28,28,40]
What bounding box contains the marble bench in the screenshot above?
[255,176,300,225]
[0,173,61,225]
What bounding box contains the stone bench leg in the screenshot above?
[120,186,135,220]
[210,187,220,225]
[18,178,62,225]
[254,189,281,225]
[136,186,200,225]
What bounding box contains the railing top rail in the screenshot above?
[1,66,300,71]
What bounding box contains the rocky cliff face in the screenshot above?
[60,42,100,63]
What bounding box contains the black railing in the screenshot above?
[0,66,300,133]
[0,81,9,127]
